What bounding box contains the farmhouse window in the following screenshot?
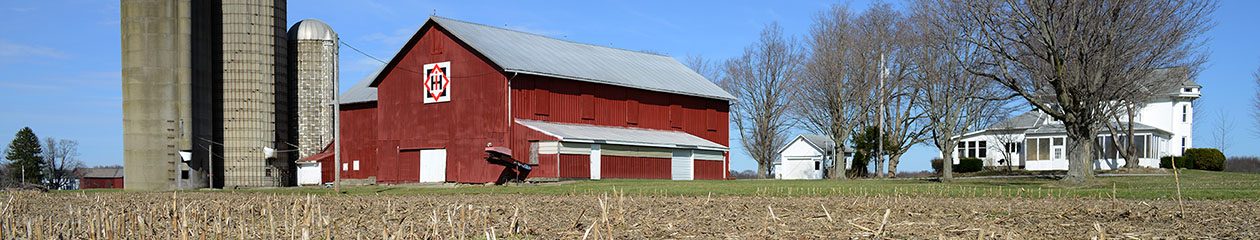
[957,140,987,159]
[1181,105,1188,123]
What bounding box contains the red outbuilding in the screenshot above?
[77,167,124,189]
[305,16,733,184]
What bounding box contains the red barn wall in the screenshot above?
[509,76,729,146]
[695,160,725,180]
[558,154,591,178]
[80,177,124,189]
[601,155,671,179]
[373,25,510,183]
[336,103,378,180]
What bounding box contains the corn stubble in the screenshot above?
[0,189,1254,239]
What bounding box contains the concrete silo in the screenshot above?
[219,0,291,188]
[287,19,338,159]
[121,0,216,191]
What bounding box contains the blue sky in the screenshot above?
[1,1,1257,172]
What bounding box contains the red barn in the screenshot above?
[307,16,732,184]
[77,168,124,189]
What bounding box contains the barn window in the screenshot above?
[626,99,640,124]
[353,160,360,171]
[669,104,683,128]
[706,108,719,131]
[181,170,189,179]
[430,37,444,55]
[534,80,550,116]
[529,141,540,165]
[581,93,595,120]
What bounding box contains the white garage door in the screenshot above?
[671,150,694,180]
[419,149,447,183]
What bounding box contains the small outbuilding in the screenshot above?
[77,167,124,189]
[774,134,852,180]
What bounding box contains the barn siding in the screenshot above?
[509,76,729,146]
[374,25,510,183]
[601,155,671,179]
[80,178,124,189]
[558,154,590,178]
[334,103,378,180]
[695,160,725,180]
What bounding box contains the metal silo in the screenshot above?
[219,0,290,187]
[287,19,338,159]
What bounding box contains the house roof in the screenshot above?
[1150,67,1200,94]
[987,111,1050,130]
[369,16,735,101]
[777,134,854,155]
[338,65,382,105]
[1025,121,1172,136]
[78,168,123,178]
[515,119,727,151]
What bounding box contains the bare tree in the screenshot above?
[1211,109,1234,153]
[684,54,724,85]
[910,3,1008,181]
[923,0,1215,184]
[723,23,802,178]
[851,3,933,178]
[42,138,83,190]
[988,115,1024,171]
[792,5,871,180]
[1253,67,1260,137]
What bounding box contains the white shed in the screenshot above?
[774,134,851,179]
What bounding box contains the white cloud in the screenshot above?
[0,39,69,62]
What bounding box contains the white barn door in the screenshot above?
[671,150,694,180]
[419,149,447,182]
[590,144,602,180]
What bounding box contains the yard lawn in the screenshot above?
[202,169,1260,200]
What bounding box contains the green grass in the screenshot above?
[55,170,1260,200]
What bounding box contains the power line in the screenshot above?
[340,40,389,65]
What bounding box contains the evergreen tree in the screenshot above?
[4,127,44,184]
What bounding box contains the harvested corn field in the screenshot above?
[0,190,1256,239]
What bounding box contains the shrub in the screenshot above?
[955,158,984,173]
[1160,156,1194,169]
[931,158,983,173]
[1184,148,1225,171]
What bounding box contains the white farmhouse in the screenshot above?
[951,68,1200,170]
[774,134,853,179]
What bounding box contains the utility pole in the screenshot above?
[333,36,342,193]
[208,144,213,188]
[877,53,886,178]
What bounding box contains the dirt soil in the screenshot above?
[0,191,1255,239]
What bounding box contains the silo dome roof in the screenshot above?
[289,19,337,41]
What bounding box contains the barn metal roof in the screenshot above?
[371,16,735,101]
[78,168,124,178]
[289,19,337,41]
[338,65,382,104]
[515,119,727,151]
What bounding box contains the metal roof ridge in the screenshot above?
[429,16,675,58]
